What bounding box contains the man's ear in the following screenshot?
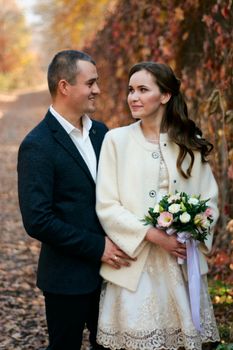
[57,79,70,96]
[161,92,171,105]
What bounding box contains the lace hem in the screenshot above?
[97,324,220,350]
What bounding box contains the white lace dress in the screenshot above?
[97,143,219,350]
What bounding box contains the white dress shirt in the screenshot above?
[49,105,97,181]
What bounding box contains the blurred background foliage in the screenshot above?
[0,0,232,344]
[0,0,43,90]
[34,0,117,56]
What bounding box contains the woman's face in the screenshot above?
[127,69,166,122]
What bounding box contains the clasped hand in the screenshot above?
[101,237,135,269]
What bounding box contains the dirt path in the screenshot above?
[0,89,89,349]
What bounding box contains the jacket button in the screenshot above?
[164,143,167,146]
[152,151,159,159]
[173,179,177,183]
[149,190,156,198]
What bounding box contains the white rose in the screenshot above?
[188,197,199,205]
[168,193,181,203]
[179,212,191,223]
[153,204,160,213]
[168,203,181,214]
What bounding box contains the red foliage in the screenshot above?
[214,251,231,266]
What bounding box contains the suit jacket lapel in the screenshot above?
[44,111,95,184]
[89,123,102,164]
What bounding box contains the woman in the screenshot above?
[96,62,219,350]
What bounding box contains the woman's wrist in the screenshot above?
[145,227,165,245]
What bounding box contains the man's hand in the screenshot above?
[101,237,135,269]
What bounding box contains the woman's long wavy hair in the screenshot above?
[128,62,213,178]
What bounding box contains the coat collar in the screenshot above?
[130,120,169,151]
[44,110,98,184]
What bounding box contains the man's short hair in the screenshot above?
[47,50,96,97]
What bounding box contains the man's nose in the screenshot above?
[92,82,100,94]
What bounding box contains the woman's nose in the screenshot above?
[130,92,139,101]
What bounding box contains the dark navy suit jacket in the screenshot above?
[17,110,108,295]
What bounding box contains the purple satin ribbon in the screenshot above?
[186,239,201,332]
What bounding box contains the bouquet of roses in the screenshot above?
[143,191,214,331]
[143,191,213,245]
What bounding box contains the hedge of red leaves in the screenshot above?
[86,0,233,281]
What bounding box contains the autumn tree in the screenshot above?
[35,0,116,59]
[0,0,41,90]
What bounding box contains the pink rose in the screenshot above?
[204,207,213,218]
[157,212,173,228]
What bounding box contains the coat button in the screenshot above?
[149,190,156,198]
[173,179,177,183]
[164,143,167,146]
[152,151,159,159]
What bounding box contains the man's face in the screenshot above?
[67,60,100,116]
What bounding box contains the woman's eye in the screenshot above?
[140,88,147,92]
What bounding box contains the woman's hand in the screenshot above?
[146,227,186,260]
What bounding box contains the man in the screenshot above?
[17,50,131,350]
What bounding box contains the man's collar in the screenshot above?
[49,105,92,135]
